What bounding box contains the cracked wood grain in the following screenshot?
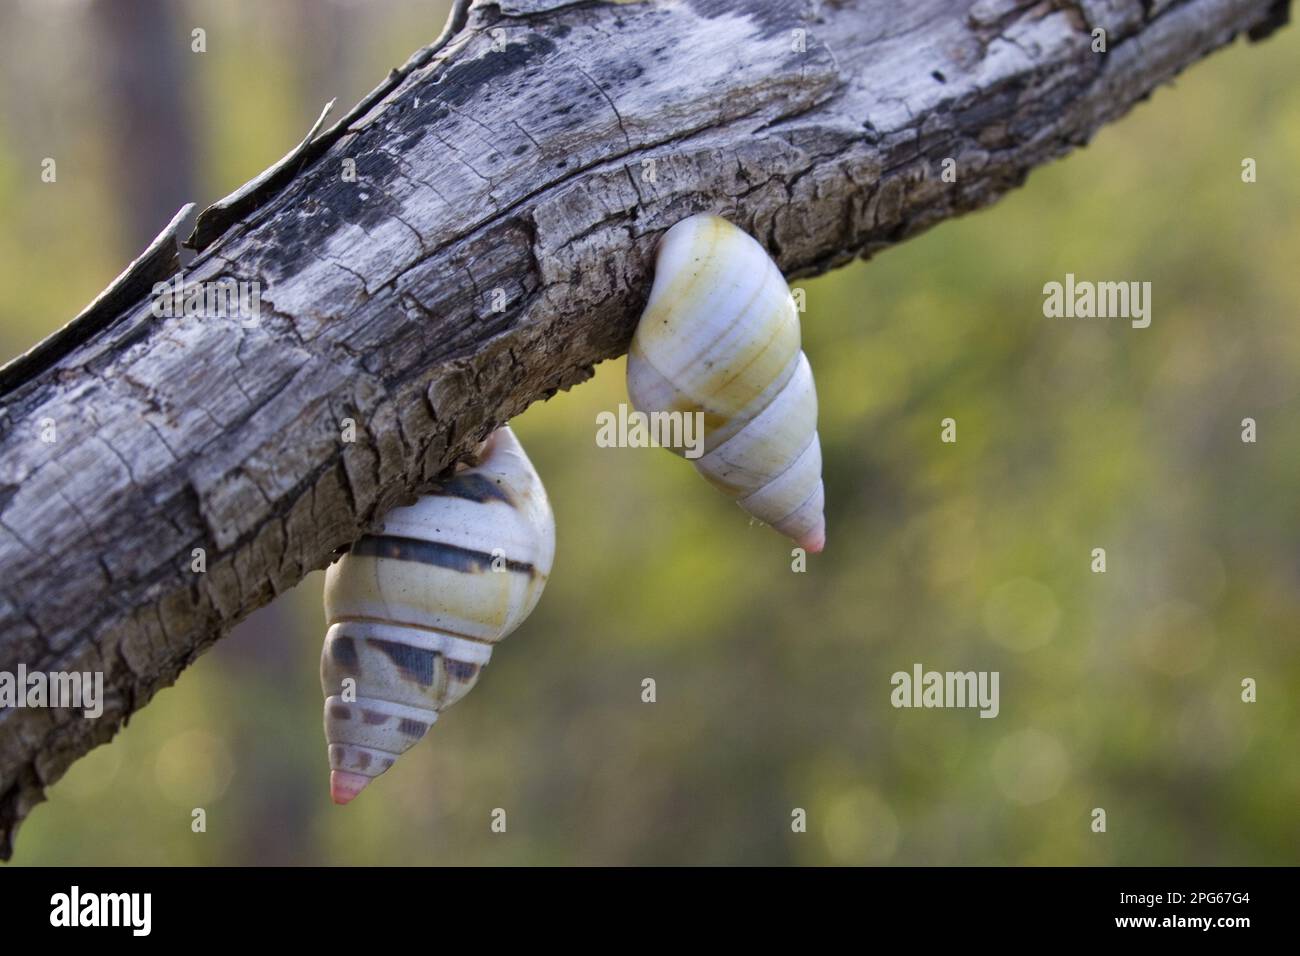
[0,0,1289,858]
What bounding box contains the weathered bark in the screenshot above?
[0,0,1289,858]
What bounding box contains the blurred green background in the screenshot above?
[2,0,1297,865]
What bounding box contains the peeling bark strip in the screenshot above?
[0,203,196,394]
[0,0,1288,858]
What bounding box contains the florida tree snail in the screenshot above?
[320,426,556,805]
[627,214,826,552]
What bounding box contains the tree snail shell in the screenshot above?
[321,426,556,804]
[627,214,826,552]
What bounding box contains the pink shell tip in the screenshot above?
[330,770,371,806]
[797,525,825,554]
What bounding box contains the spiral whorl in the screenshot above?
[321,426,555,804]
[627,214,826,551]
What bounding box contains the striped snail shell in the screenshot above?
[627,214,826,552]
[320,426,555,805]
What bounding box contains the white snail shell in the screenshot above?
[627,214,826,551]
[320,426,555,805]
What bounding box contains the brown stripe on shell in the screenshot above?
[330,705,352,720]
[330,635,360,673]
[437,471,514,506]
[362,710,389,725]
[445,659,480,682]
[352,535,536,577]
[398,718,429,738]
[368,637,438,686]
